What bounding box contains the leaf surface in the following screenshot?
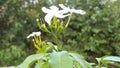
[69,53,92,68]
[16,54,45,68]
[49,51,73,68]
[103,56,120,62]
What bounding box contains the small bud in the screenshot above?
[36,18,39,22]
[41,24,46,29]
[56,19,60,23]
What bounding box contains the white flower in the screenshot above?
[27,31,41,38]
[42,5,69,25]
[41,4,86,25]
[59,4,86,15]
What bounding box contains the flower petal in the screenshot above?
[44,13,53,25]
[50,5,59,11]
[27,34,34,38]
[33,32,41,36]
[59,4,68,10]
[55,13,70,18]
[59,9,70,14]
[59,4,71,14]
[71,9,86,14]
[42,7,50,13]
[27,32,41,38]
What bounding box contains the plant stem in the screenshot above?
[98,62,101,68]
[55,35,59,46]
[65,12,72,28]
[50,32,59,46]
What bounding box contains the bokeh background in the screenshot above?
[0,0,120,66]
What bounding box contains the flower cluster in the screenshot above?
[27,4,86,42]
[42,4,86,25]
[27,4,86,50]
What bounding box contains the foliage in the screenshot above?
[96,56,120,68]
[0,45,26,66]
[0,0,120,67]
[61,0,120,59]
[16,50,93,68]
[16,14,92,68]
[0,0,47,66]
[16,3,120,67]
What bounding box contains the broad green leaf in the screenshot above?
[16,54,45,68]
[103,56,120,62]
[69,53,92,68]
[48,51,73,68]
[35,61,49,68]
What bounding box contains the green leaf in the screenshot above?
[35,61,49,68]
[96,56,120,68]
[16,54,45,68]
[103,56,120,62]
[69,53,92,68]
[48,51,73,68]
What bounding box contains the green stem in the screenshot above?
[51,32,59,46]
[36,19,41,29]
[50,32,59,51]
[55,35,59,46]
[65,12,72,28]
[98,62,101,68]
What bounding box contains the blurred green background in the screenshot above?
[0,0,120,66]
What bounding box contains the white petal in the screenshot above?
[59,4,71,14]
[45,13,53,25]
[27,32,41,38]
[55,14,65,18]
[41,7,50,13]
[50,5,59,11]
[55,13,70,18]
[33,32,41,36]
[27,34,34,38]
[59,10,70,14]
[71,9,86,14]
[59,4,68,10]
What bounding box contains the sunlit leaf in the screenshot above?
[35,61,49,68]
[48,51,73,68]
[103,56,120,62]
[16,54,45,68]
[69,53,92,68]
